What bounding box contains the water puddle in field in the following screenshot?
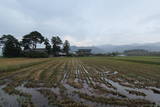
[64,66,160,106]
[81,65,160,105]
[104,78,160,105]
[93,66,160,105]
[0,85,20,107]
[62,80,118,107]
[16,83,51,107]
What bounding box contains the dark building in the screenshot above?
[76,49,92,56]
[24,48,47,53]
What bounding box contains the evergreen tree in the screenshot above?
[51,36,62,56]
[0,35,22,57]
[22,31,44,50]
[63,40,70,56]
[44,38,51,54]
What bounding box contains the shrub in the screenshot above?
[23,51,49,58]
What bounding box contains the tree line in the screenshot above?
[0,31,70,57]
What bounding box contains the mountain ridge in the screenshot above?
[71,42,160,53]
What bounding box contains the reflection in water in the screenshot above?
[0,85,20,107]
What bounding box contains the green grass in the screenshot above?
[0,58,51,72]
[110,56,160,65]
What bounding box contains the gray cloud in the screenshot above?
[0,0,160,46]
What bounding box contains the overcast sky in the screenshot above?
[0,0,160,46]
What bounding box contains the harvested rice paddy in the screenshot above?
[0,56,160,107]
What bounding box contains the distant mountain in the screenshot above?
[97,42,160,53]
[71,42,160,54]
[70,46,106,54]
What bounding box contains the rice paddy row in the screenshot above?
[0,57,160,107]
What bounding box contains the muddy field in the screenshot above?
[0,57,160,107]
